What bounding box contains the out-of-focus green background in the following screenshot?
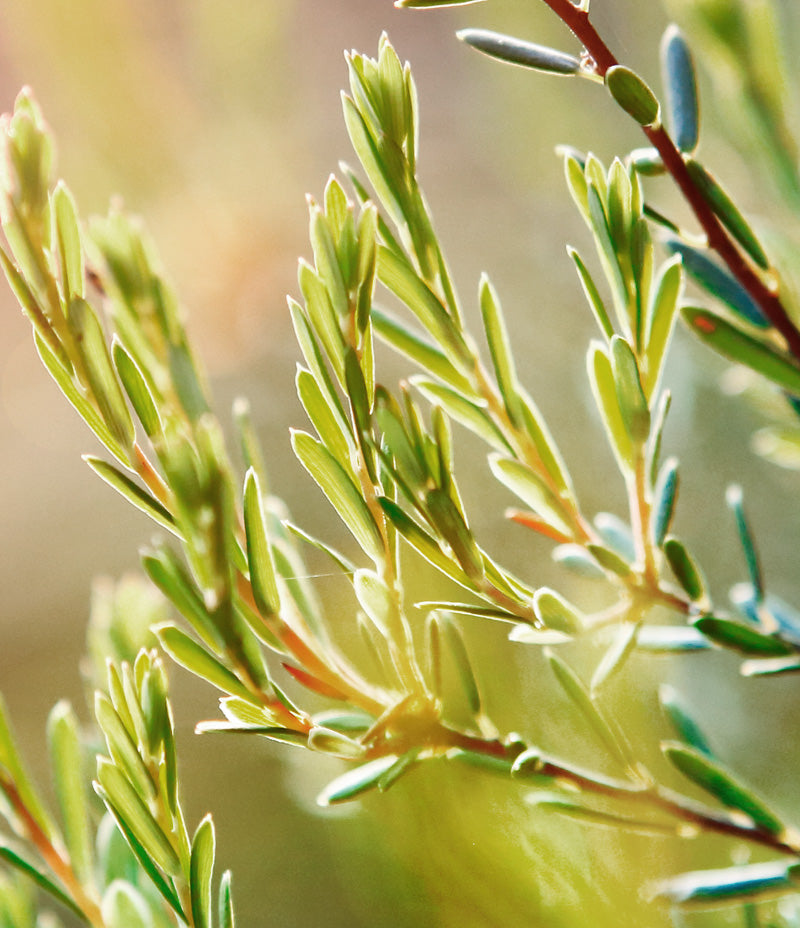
[2,2,799,926]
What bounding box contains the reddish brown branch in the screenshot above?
[539,0,800,361]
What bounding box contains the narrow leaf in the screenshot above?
[0,840,88,924]
[84,456,176,535]
[243,469,281,617]
[190,815,215,928]
[546,649,632,769]
[660,25,699,153]
[685,159,769,269]
[291,430,384,562]
[662,742,785,834]
[659,684,713,756]
[457,28,580,75]
[664,536,706,601]
[693,616,792,657]
[670,243,767,327]
[317,756,400,806]
[47,701,93,883]
[155,624,259,704]
[95,758,181,875]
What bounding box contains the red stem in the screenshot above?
[539,0,800,361]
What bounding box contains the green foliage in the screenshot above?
[3,1,800,925]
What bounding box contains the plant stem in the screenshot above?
[441,729,800,857]
[539,0,800,361]
[1,775,105,928]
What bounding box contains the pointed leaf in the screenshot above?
[46,701,93,884]
[190,815,215,928]
[155,624,259,704]
[317,756,400,806]
[661,742,785,834]
[84,456,176,535]
[693,615,793,656]
[291,430,384,562]
[659,684,713,756]
[243,469,281,618]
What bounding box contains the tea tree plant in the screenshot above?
[2,0,800,924]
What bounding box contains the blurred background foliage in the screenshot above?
[1,1,799,925]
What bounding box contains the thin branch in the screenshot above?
[539,0,800,361]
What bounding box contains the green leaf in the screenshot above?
[371,308,473,394]
[529,791,676,835]
[659,684,713,756]
[424,487,484,581]
[637,626,709,651]
[377,247,468,364]
[651,456,679,547]
[586,543,632,578]
[693,616,792,657]
[317,756,400,806]
[644,257,683,396]
[155,624,259,704]
[101,881,151,928]
[652,860,800,905]
[46,701,93,884]
[663,536,706,601]
[35,332,129,464]
[629,147,664,176]
[190,815,215,928]
[685,160,769,270]
[0,839,89,925]
[489,456,573,539]
[726,485,764,601]
[437,613,481,716]
[479,273,522,423]
[291,429,384,562]
[95,758,181,875]
[84,456,177,535]
[662,742,785,834]
[457,29,580,75]
[219,870,235,928]
[545,649,632,769]
[591,621,640,694]
[533,588,583,635]
[243,469,281,618]
[354,568,403,641]
[308,202,349,318]
[669,241,767,328]
[66,297,134,451]
[94,693,157,802]
[93,783,186,918]
[587,184,629,326]
[377,496,472,590]
[298,261,345,381]
[605,66,661,126]
[568,247,614,340]
[52,181,84,301]
[588,343,634,470]
[412,378,509,452]
[112,340,162,439]
[610,335,650,443]
[0,695,54,839]
[552,544,607,580]
[660,25,699,153]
